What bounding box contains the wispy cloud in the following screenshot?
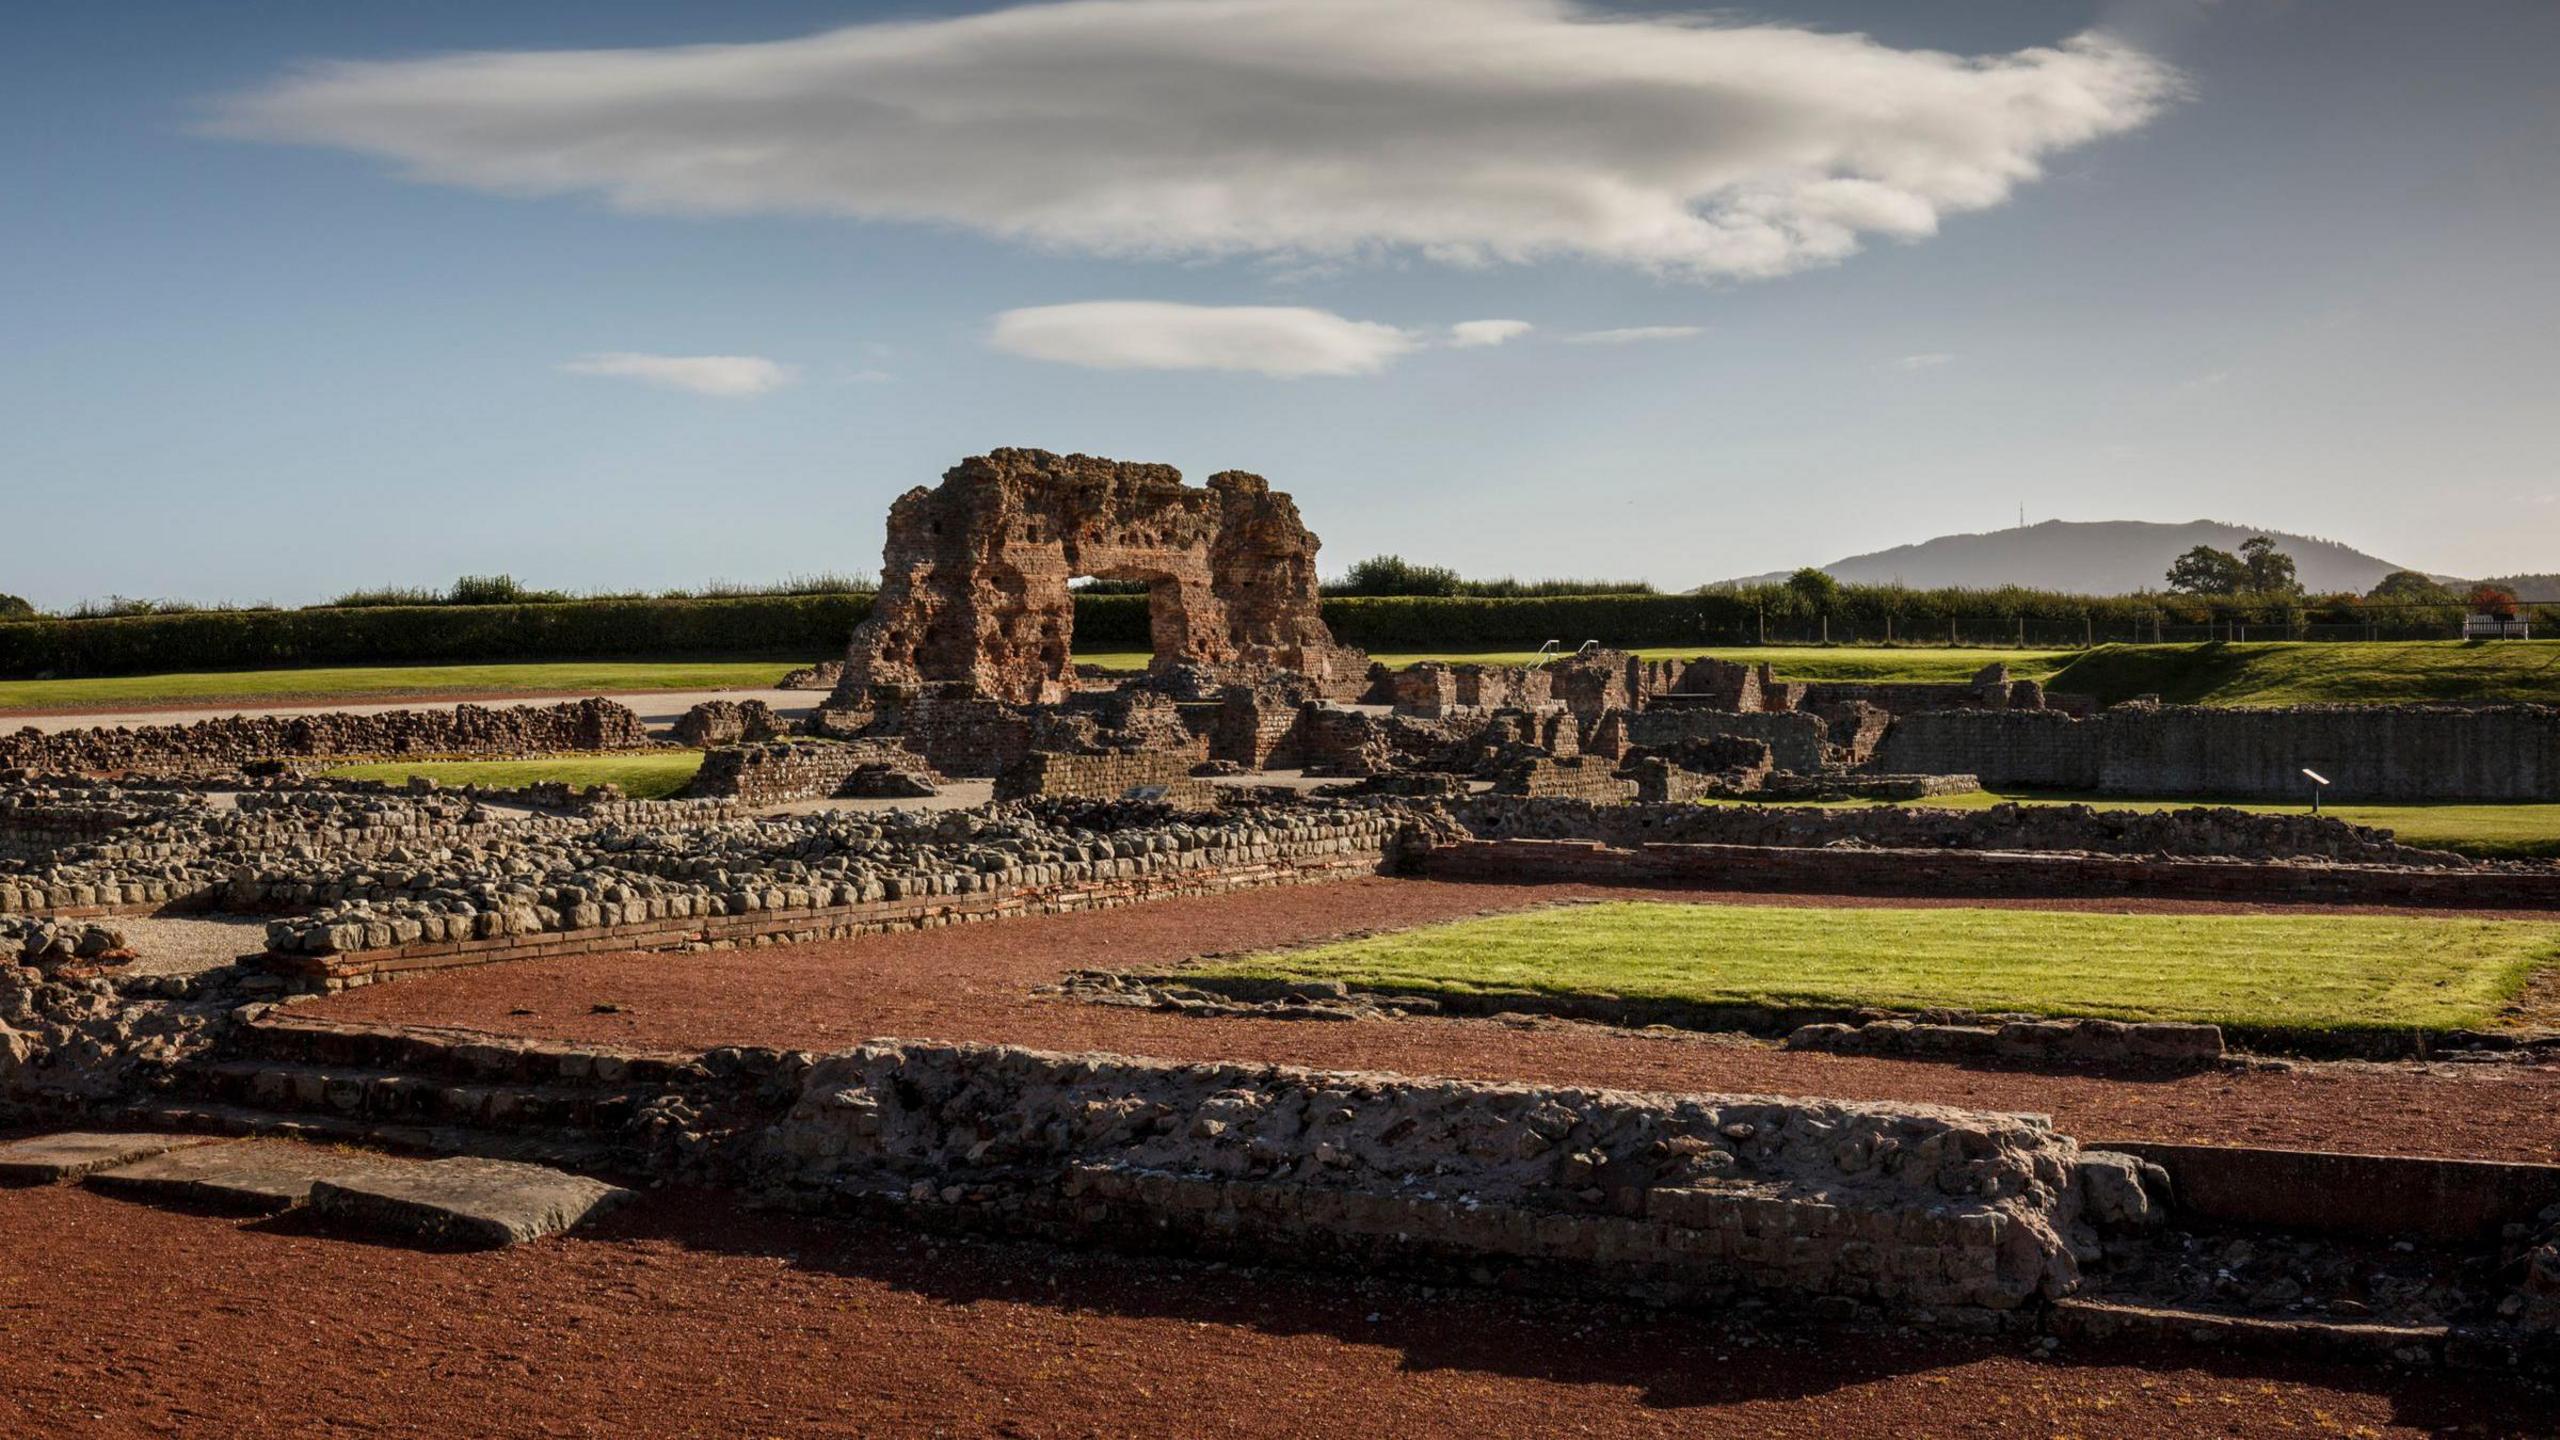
[987,301,1419,378]
[560,352,796,397]
[1447,319,1534,349]
[1891,352,1956,370]
[214,0,2176,283]
[1563,326,1704,346]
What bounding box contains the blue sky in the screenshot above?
[4,0,2555,609]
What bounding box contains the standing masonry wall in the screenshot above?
[1878,706,2560,801]
[1627,709,1830,774]
[993,750,1214,808]
[760,1041,2097,1314]
[684,741,942,806]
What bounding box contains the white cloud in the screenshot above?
[213,0,2177,282]
[1447,319,1534,349]
[1563,326,1704,345]
[988,301,1419,377]
[1891,352,1956,369]
[560,352,796,396]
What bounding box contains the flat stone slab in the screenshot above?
[0,1131,220,1186]
[86,1139,416,1215]
[309,1157,629,1248]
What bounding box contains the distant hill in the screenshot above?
[1729,520,2419,596]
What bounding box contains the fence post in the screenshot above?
[2083,613,2092,649]
[1820,614,1829,645]
[2015,616,2025,648]
[1756,603,1765,646]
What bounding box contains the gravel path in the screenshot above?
[109,915,272,977]
[0,1183,2535,1439]
[303,878,2560,1164]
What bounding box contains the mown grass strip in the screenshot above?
[0,659,804,713]
[1197,901,2556,1034]
[317,750,707,801]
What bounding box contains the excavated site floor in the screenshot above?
[301,878,2560,1165]
[1,1179,2545,1440]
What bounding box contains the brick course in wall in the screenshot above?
[1408,836,2560,910]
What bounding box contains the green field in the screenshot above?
[1198,901,2555,1034]
[318,750,708,801]
[2047,640,2560,707]
[1711,789,2560,860]
[1080,645,2080,684]
[10,638,2560,714]
[0,659,804,713]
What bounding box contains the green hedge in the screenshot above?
[0,584,2495,680]
[0,594,876,678]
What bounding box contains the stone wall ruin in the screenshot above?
[829,450,1367,707]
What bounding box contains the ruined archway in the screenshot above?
[831,449,1363,705]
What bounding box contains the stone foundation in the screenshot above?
[760,1040,2095,1314]
[0,699,651,775]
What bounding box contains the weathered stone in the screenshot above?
[308,1156,629,1247]
[831,450,1365,706]
[85,1137,415,1213]
[0,1130,219,1186]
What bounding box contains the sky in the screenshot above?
[3,0,2555,609]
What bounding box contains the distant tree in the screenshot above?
[2237,535,2301,596]
[2467,583,2520,618]
[2165,545,2248,596]
[2365,570,2454,606]
[0,592,33,620]
[1332,555,1463,597]
[1784,567,1842,612]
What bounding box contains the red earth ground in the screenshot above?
[305,878,2560,1164]
[3,1181,2548,1439]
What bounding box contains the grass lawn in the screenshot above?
[1708,788,2560,860]
[1198,901,2556,1035]
[0,659,806,713]
[317,750,707,801]
[1078,645,2080,684]
[2047,640,2560,707]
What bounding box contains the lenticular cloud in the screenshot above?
[215,0,2178,281]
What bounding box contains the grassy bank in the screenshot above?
[0,660,802,713]
[2047,640,2560,707]
[1200,901,2554,1034]
[317,750,708,801]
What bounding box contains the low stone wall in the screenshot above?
[1408,836,2560,914]
[1450,796,2454,866]
[993,750,1215,808]
[684,740,940,806]
[259,815,1399,987]
[1878,705,2560,802]
[759,1040,2099,1314]
[1787,1018,2225,1068]
[0,699,651,775]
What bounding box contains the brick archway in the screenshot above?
[834,449,1363,705]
